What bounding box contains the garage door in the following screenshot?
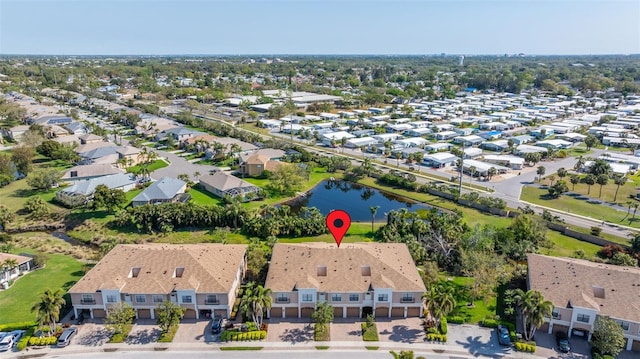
[375,307,388,318]
[270,307,282,318]
[347,307,359,318]
[300,307,314,318]
[183,309,196,319]
[552,324,569,335]
[285,307,298,318]
[407,307,420,317]
[632,339,640,352]
[93,309,106,318]
[214,309,228,319]
[137,309,151,319]
[391,308,404,317]
[333,307,343,318]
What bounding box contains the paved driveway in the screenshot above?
[447,323,511,358]
[535,332,590,359]
[330,319,362,341]
[74,322,112,347]
[266,318,314,344]
[376,317,424,344]
[173,319,215,343]
[125,320,161,345]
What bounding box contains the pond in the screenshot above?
[285,180,431,222]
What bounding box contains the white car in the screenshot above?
[0,334,14,352]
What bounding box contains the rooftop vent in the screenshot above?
[317,266,327,277]
[129,267,141,278]
[361,266,371,276]
[593,285,605,299]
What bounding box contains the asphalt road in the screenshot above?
[47,350,451,359]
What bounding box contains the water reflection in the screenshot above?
[286,180,430,222]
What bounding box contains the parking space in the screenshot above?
[535,332,590,359]
[266,318,314,344]
[73,322,111,347]
[376,317,424,344]
[173,319,214,343]
[330,319,362,341]
[447,323,511,357]
[124,320,161,345]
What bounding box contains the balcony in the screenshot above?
[205,299,220,305]
[400,298,415,303]
[80,299,96,305]
[276,298,290,304]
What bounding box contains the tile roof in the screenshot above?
[265,243,426,293]
[528,254,640,322]
[198,172,257,192]
[62,164,125,180]
[69,244,247,294]
[0,253,32,265]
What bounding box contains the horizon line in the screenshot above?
[1,53,639,58]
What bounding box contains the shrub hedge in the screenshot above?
[361,323,379,342]
[0,322,35,331]
[439,317,448,335]
[28,337,57,346]
[158,325,179,343]
[448,316,465,324]
[514,342,536,352]
[425,333,447,342]
[481,319,498,328]
[220,330,267,342]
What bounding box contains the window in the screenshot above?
[552,308,560,319]
[618,321,630,331]
[349,294,359,302]
[106,295,117,303]
[401,293,414,303]
[135,295,146,303]
[378,294,389,302]
[577,314,590,323]
[331,294,342,302]
[181,295,192,303]
[276,293,290,303]
[81,294,95,304]
[153,295,164,303]
[206,294,219,304]
[302,294,313,302]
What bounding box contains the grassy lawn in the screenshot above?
[521,186,639,230]
[189,186,224,206]
[566,147,593,157]
[0,179,68,225]
[442,276,496,325]
[278,222,379,244]
[539,174,636,205]
[0,250,85,324]
[543,230,602,258]
[126,159,169,174]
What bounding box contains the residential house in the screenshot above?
[79,134,104,144]
[528,254,640,352]
[68,244,247,320]
[78,146,121,165]
[321,131,355,147]
[65,122,88,135]
[238,149,285,177]
[535,139,573,150]
[483,155,524,170]
[55,173,137,208]
[423,152,458,168]
[62,164,126,183]
[199,172,260,199]
[424,143,453,153]
[131,177,189,207]
[0,253,33,289]
[7,125,29,142]
[155,127,205,142]
[481,140,510,152]
[453,135,484,147]
[435,131,458,141]
[265,243,425,319]
[116,146,142,167]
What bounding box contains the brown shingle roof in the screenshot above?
[69,244,247,294]
[528,254,640,322]
[0,253,32,265]
[198,172,258,192]
[265,243,426,293]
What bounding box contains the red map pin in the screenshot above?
[326,210,351,248]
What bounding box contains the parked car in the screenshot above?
[210,316,223,334]
[57,327,78,347]
[0,334,14,352]
[497,325,511,346]
[556,331,570,353]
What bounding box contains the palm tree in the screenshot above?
[422,284,456,323]
[536,166,546,182]
[596,174,609,198]
[31,289,66,333]
[369,205,380,232]
[557,167,567,179]
[613,174,627,202]
[240,282,272,329]
[584,174,596,195]
[569,174,580,191]
[487,167,497,181]
[1,258,18,281]
[512,289,552,341]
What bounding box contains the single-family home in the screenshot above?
[62,164,126,183]
[424,143,453,153]
[483,155,525,170]
[435,131,458,141]
[131,177,189,207]
[404,128,432,137]
[55,173,137,208]
[7,125,30,142]
[516,145,549,155]
[238,149,285,177]
[346,137,378,149]
[79,134,104,145]
[481,140,510,152]
[463,147,483,159]
[199,172,260,199]
[265,243,425,319]
[155,127,205,142]
[424,152,458,168]
[65,122,88,136]
[535,139,573,150]
[321,131,355,147]
[68,244,247,320]
[528,254,640,352]
[0,253,34,289]
[453,135,484,147]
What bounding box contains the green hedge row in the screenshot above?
[0,322,35,331]
[28,337,57,346]
[425,333,447,342]
[481,319,499,328]
[439,317,448,335]
[514,342,536,352]
[447,316,465,324]
[361,323,379,342]
[220,330,266,342]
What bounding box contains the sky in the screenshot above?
[0,0,638,55]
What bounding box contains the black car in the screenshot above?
[556,331,570,353]
[497,325,511,346]
[211,316,223,334]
